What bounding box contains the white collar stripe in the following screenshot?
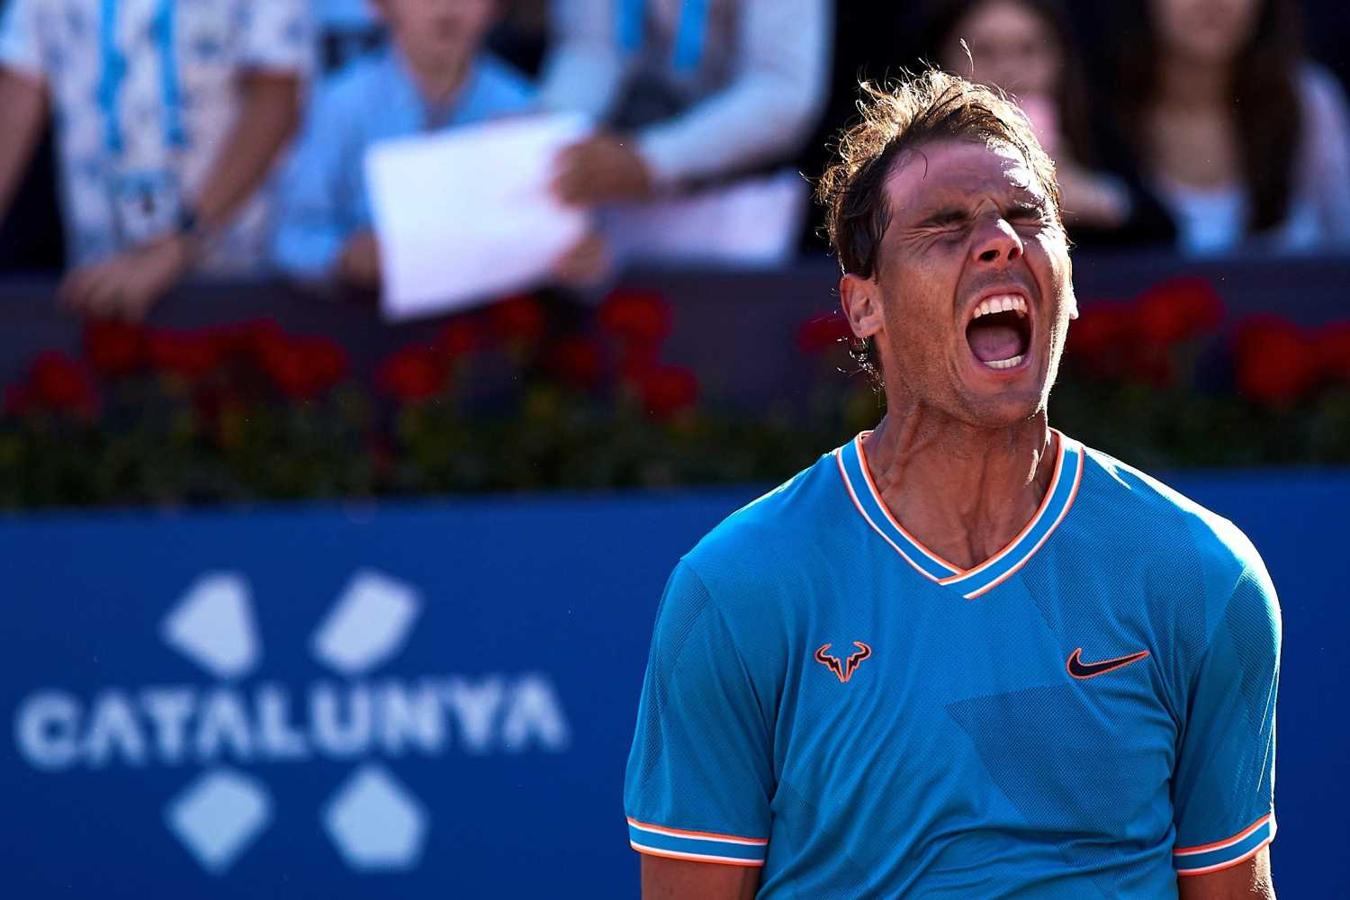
[835,450,945,583]
[836,432,1083,600]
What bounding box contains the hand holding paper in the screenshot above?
[364,114,592,321]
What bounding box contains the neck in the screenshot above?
[861,404,1055,570]
[404,49,469,111]
[1154,54,1231,111]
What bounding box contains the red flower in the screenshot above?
[1067,300,1137,371]
[147,328,223,381]
[214,318,285,364]
[547,335,605,390]
[1136,277,1224,347]
[438,316,483,358]
[29,351,98,415]
[1067,300,1181,385]
[488,294,547,346]
[796,312,854,355]
[1234,315,1319,407]
[261,335,349,400]
[4,383,34,417]
[1314,322,1350,382]
[597,288,672,348]
[83,320,145,376]
[303,337,348,389]
[376,345,446,402]
[633,364,699,419]
[617,343,661,386]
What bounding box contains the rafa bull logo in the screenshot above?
[814,641,872,683]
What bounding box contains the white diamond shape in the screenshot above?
[312,570,420,676]
[322,764,427,870]
[161,572,260,680]
[166,768,272,874]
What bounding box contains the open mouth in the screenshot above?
[965,293,1031,370]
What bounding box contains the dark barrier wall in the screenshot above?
[2,470,1348,897]
[4,252,1350,404]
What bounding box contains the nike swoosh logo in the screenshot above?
[1066,647,1150,679]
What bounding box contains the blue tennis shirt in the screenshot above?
[625,431,1280,897]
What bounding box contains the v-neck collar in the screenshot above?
[835,429,1084,599]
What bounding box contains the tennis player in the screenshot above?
[624,71,1280,899]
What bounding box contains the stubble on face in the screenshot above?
[868,139,1075,431]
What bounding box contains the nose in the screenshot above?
[972,218,1024,266]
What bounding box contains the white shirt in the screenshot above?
[0,0,314,272]
[1154,64,1350,256]
[538,0,831,188]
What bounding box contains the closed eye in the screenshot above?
[1007,203,1046,221]
[917,207,970,230]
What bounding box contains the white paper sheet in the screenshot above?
[364,114,592,321]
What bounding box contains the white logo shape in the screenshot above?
[322,764,428,871]
[161,573,260,680]
[312,570,421,676]
[161,569,429,874]
[165,768,272,873]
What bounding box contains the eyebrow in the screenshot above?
[912,195,1048,229]
[914,206,970,228]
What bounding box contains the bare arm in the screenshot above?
[60,69,301,319]
[1178,847,1275,900]
[0,67,47,224]
[192,69,301,230]
[641,856,760,900]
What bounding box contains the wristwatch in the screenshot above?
[174,204,206,242]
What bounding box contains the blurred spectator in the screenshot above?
[1114,0,1350,255]
[539,0,831,265]
[0,0,312,319]
[919,0,1175,247]
[273,0,605,291]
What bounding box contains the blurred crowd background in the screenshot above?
[3,8,1348,896]
[4,0,1350,293]
[3,0,1350,507]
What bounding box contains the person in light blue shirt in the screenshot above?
[272,0,532,286]
[625,71,1280,898]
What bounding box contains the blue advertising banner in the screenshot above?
[1,472,1348,897]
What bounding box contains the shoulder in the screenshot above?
[1076,442,1265,589]
[679,449,845,615]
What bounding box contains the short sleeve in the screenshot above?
[0,0,45,80]
[1172,559,1281,876]
[236,0,314,76]
[624,560,773,866]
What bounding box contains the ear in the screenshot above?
[840,273,886,340]
[1062,252,1077,320]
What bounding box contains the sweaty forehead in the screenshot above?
[884,139,1045,216]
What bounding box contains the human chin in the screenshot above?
[957,375,1047,427]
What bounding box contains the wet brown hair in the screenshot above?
[818,69,1060,279]
[817,69,1061,388]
